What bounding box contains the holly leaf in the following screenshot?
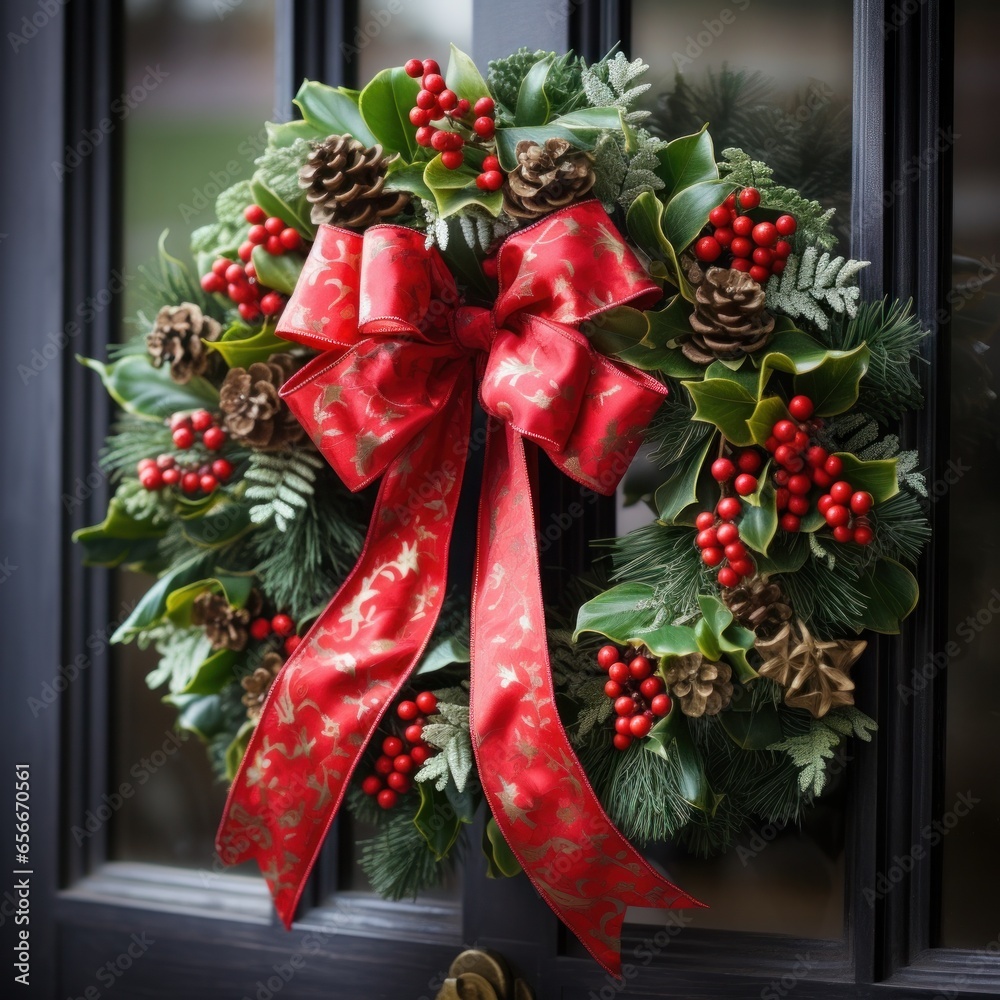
[445,44,489,104]
[224,721,255,781]
[73,497,167,568]
[746,395,790,447]
[207,322,288,368]
[483,817,521,878]
[640,294,695,350]
[250,246,306,295]
[661,178,737,256]
[625,191,693,300]
[423,153,502,218]
[385,159,434,202]
[655,125,719,199]
[164,692,226,742]
[854,558,919,633]
[494,107,623,171]
[111,554,212,643]
[682,377,758,446]
[654,433,715,522]
[755,531,810,574]
[514,54,553,126]
[414,783,465,861]
[792,343,871,416]
[738,473,779,555]
[646,708,721,815]
[293,80,377,146]
[164,574,255,628]
[696,594,757,682]
[179,648,238,696]
[416,634,471,675]
[359,67,421,160]
[831,452,899,504]
[265,118,326,149]
[719,703,783,750]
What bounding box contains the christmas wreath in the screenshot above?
[76,46,928,975]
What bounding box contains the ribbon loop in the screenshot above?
[218,201,703,977]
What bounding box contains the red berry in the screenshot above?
[284,635,302,656]
[739,187,761,209]
[180,472,199,494]
[730,558,754,578]
[415,691,438,714]
[473,116,495,138]
[453,98,470,117]
[244,204,266,225]
[473,96,494,116]
[410,746,431,766]
[279,228,301,251]
[153,453,174,470]
[161,467,180,486]
[775,487,790,510]
[441,150,464,170]
[787,395,814,420]
[752,222,778,247]
[650,694,672,717]
[830,481,853,505]
[200,272,224,294]
[597,644,620,670]
[850,491,873,515]
[437,89,457,111]
[199,474,218,494]
[773,420,797,443]
[640,676,664,698]
[271,613,294,636]
[608,661,630,684]
[718,567,740,588]
[774,470,789,486]
[696,528,718,550]
[404,724,423,744]
[716,522,740,546]
[422,59,441,75]
[695,511,716,530]
[713,227,734,248]
[812,469,833,489]
[430,129,450,151]
[817,494,835,514]
[397,700,419,721]
[211,257,230,277]
[824,455,844,477]
[409,107,432,127]
[202,426,225,451]
[711,457,735,482]
[788,473,811,496]
[629,656,653,680]
[604,680,624,699]
[224,262,244,284]
[701,546,724,567]
[612,734,633,752]
[776,214,797,236]
[734,473,757,496]
[615,716,632,735]
[416,89,438,110]
[771,259,787,274]
[723,193,737,210]
[139,467,163,490]
[694,236,722,262]
[779,513,801,532]
[717,497,742,520]
[264,235,284,256]
[264,216,285,235]
[377,789,398,810]
[260,292,284,316]
[423,73,445,94]
[172,426,194,449]
[477,170,503,191]
[765,435,778,452]
[189,409,212,432]
[774,240,792,259]
[709,206,731,227]
[774,444,797,468]
[853,525,875,546]
[724,541,747,561]
[614,696,636,717]
[404,58,424,78]
[730,237,753,258]
[806,446,828,468]
[393,754,415,775]
[362,775,383,796]
[732,215,754,237]
[749,265,770,284]
[415,126,435,146]
[824,504,850,527]
[386,772,411,794]
[629,715,653,738]
[382,736,404,757]
[787,496,810,516]
[482,155,500,172]
[731,257,752,272]
[246,224,267,246]
[833,525,854,543]
[752,247,774,267]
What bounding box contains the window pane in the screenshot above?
[111,0,276,868]
[940,0,1000,949]
[623,0,853,940]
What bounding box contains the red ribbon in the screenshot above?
[216,201,704,975]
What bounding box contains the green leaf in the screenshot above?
[359,67,421,160]
[494,107,623,171]
[755,532,809,574]
[831,452,899,504]
[656,125,720,198]
[792,343,871,416]
[293,80,377,146]
[250,175,312,239]
[625,192,693,300]
[617,343,702,376]
[224,721,254,781]
[514,55,553,126]
[73,497,167,568]
[640,295,694,350]
[746,396,790,447]
[423,153,502,218]
[165,693,225,742]
[207,322,288,368]
[180,648,238,696]
[111,555,211,643]
[414,783,464,861]
[739,478,779,555]
[265,118,326,149]
[445,44,489,103]
[654,433,715,521]
[483,817,521,878]
[385,159,434,202]
[164,574,254,628]
[417,634,471,675]
[79,355,218,421]
[250,245,306,296]
[646,709,720,814]
[682,377,758,446]
[719,703,783,750]
[854,558,919,633]
[696,595,757,681]
[661,178,736,255]
[694,618,721,661]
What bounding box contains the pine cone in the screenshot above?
[756,619,866,718]
[192,590,261,652]
[723,576,793,638]
[299,134,409,229]
[663,652,733,718]
[682,266,776,363]
[502,138,596,220]
[219,352,305,451]
[241,651,284,721]
[146,302,221,383]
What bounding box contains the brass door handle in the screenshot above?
[434,949,534,1000]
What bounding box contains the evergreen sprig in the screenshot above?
[765,247,868,329]
[244,448,325,531]
[358,804,452,900]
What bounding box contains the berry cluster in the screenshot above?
[694,186,796,285]
[596,645,671,751]
[695,504,754,588]
[249,612,301,657]
[199,205,299,321]
[403,56,500,186]
[361,691,439,809]
[136,410,233,496]
[763,395,874,544]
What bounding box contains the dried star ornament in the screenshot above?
[756,619,866,718]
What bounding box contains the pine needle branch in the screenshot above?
[244,449,325,531]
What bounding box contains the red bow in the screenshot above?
[216,201,704,975]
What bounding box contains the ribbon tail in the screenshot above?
[216,387,473,925]
[470,422,705,977]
